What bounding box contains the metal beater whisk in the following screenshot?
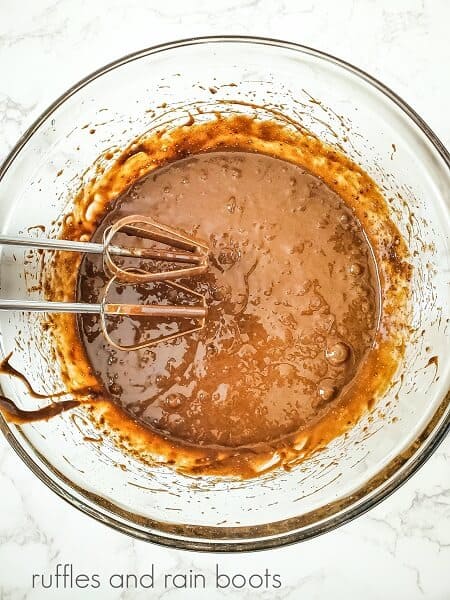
[0,215,209,351]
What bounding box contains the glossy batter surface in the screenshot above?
[77,151,379,449]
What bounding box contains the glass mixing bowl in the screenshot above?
[0,37,448,551]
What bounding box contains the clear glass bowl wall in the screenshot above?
[0,38,448,550]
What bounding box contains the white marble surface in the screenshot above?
[0,1,449,598]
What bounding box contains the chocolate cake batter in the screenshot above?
[0,112,410,477]
[77,151,379,449]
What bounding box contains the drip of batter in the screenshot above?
[77,151,379,449]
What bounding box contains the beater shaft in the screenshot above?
[0,298,206,318]
[0,234,201,264]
